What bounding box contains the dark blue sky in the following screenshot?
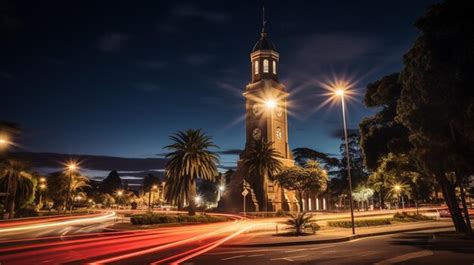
[1,0,438,167]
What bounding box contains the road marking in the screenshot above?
[270,255,307,262]
[247,254,264,257]
[374,250,433,265]
[221,255,246,261]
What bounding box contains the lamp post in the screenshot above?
[0,135,11,218]
[38,180,47,209]
[161,182,166,208]
[151,185,158,211]
[335,88,356,235]
[65,161,78,213]
[116,190,123,207]
[394,185,404,209]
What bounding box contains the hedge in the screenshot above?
[393,212,433,222]
[328,218,392,228]
[130,213,226,225]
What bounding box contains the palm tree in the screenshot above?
[0,160,33,218]
[164,129,219,216]
[241,140,283,212]
[287,212,314,236]
[68,174,90,211]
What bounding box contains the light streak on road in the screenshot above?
[0,211,116,233]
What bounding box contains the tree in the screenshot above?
[100,170,122,195]
[143,173,160,192]
[46,171,90,211]
[241,140,283,212]
[0,159,34,218]
[359,73,412,171]
[352,186,374,211]
[397,0,474,234]
[293,147,339,168]
[331,134,369,196]
[164,129,219,215]
[273,160,328,210]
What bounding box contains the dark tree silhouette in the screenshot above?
[100,170,123,195]
[396,0,473,234]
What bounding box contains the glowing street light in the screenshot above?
[117,190,123,197]
[195,196,202,204]
[218,185,225,192]
[64,160,80,212]
[393,184,404,209]
[66,162,78,172]
[333,84,356,235]
[394,185,401,192]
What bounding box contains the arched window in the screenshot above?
[263,59,269,73]
[254,60,259,74]
[272,60,277,74]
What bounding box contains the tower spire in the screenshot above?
[261,1,267,34]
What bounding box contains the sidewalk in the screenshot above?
[228,220,454,247]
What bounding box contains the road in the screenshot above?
[0,213,266,264]
[0,209,470,264]
[0,211,116,240]
[192,228,474,265]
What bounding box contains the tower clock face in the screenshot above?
[252,128,262,140]
[276,106,283,117]
[252,104,262,116]
[276,127,282,140]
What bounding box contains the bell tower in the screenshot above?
[234,7,296,212]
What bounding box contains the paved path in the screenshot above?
[192,227,474,265]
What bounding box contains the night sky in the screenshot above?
[1,0,438,171]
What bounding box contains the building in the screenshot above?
[222,14,298,212]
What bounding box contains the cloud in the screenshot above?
[10,152,167,172]
[98,33,130,53]
[172,3,230,24]
[329,128,360,139]
[217,149,243,155]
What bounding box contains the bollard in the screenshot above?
[275,224,278,234]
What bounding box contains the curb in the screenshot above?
[226,225,454,248]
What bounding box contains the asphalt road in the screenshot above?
[191,228,474,265]
[0,211,116,240]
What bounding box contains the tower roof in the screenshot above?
[251,32,277,52]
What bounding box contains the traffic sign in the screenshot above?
[241,189,249,197]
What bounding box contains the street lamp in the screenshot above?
[38,183,46,209]
[393,184,404,209]
[334,87,356,235]
[161,182,166,208]
[64,160,79,212]
[195,195,202,205]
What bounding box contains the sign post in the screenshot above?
[242,189,249,218]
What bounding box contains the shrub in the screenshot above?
[276,209,288,217]
[15,208,39,218]
[130,213,225,225]
[393,212,433,222]
[286,212,313,236]
[328,218,391,228]
[306,222,320,234]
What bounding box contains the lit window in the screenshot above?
[263,59,269,73]
[273,60,276,74]
[255,60,259,74]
